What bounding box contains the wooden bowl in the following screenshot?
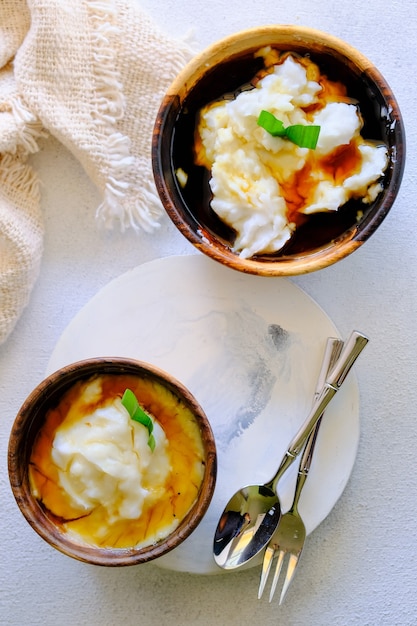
[152,25,405,276]
[8,358,217,566]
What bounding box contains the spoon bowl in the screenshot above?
[214,485,281,568]
[213,330,368,569]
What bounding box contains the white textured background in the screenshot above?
[1,0,416,624]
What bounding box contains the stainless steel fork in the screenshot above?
[258,336,344,604]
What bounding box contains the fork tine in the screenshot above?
[257,545,275,599]
[268,549,285,602]
[278,552,301,605]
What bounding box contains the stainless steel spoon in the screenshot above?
[213,330,368,570]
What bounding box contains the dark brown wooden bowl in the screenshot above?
[152,25,405,276]
[8,358,217,566]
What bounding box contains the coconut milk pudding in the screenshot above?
[192,49,389,258]
[29,374,206,549]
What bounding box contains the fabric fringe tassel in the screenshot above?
[97,174,164,233]
[87,0,139,230]
[87,0,195,233]
[7,95,46,156]
[0,152,40,200]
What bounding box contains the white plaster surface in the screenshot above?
[1,0,416,624]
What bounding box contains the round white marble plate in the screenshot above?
[47,254,360,575]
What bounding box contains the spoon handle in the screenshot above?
[269,330,368,492]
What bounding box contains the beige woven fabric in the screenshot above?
[0,0,194,345]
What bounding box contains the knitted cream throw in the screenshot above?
[0,0,194,345]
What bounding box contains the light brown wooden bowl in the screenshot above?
[152,25,405,276]
[8,358,217,566]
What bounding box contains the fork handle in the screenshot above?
[288,330,368,457]
[300,337,344,474]
[268,330,368,492]
[292,337,344,507]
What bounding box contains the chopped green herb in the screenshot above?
[257,110,286,137]
[147,433,156,453]
[257,110,320,149]
[121,388,155,451]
